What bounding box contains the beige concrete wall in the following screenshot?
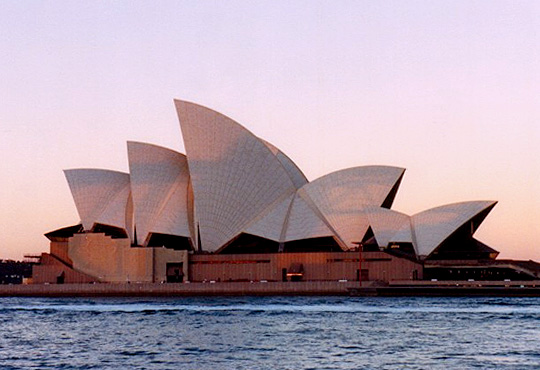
[66,234,189,283]
[153,248,189,282]
[50,241,72,266]
[42,234,420,284]
[69,233,153,283]
[32,253,96,284]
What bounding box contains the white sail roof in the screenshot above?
[283,191,338,243]
[388,217,414,245]
[64,169,131,232]
[262,140,308,189]
[175,100,297,252]
[60,100,499,260]
[127,141,192,246]
[243,193,295,242]
[412,201,497,257]
[366,208,411,248]
[300,166,405,249]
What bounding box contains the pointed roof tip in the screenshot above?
[174,99,214,116]
[173,99,210,111]
[307,165,406,186]
[328,164,406,175]
[370,165,406,172]
[173,99,196,115]
[126,140,186,156]
[481,200,498,210]
[63,168,130,176]
[174,99,263,147]
[415,200,498,214]
[477,200,498,213]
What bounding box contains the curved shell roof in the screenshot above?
[300,166,406,249]
[412,200,497,257]
[388,217,414,245]
[242,193,295,242]
[365,208,411,248]
[262,140,308,189]
[175,100,298,252]
[283,191,338,243]
[64,169,131,232]
[60,100,498,258]
[127,141,192,246]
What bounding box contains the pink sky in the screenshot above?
[1,1,539,261]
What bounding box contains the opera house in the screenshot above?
[33,101,540,285]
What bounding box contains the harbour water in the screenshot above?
[1,296,539,369]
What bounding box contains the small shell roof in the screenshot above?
[64,169,131,232]
[365,208,411,248]
[127,141,192,246]
[412,200,497,257]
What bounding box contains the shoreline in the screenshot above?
[2,280,540,297]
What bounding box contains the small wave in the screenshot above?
[3,302,540,315]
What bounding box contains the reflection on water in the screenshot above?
[1,296,539,369]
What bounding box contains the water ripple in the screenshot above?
[0,296,539,369]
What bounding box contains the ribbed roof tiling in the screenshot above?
[301,166,406,249]
[127,141,192,246]
[412,201,497,257]
[64,169,131,232]
[175,100,298,252]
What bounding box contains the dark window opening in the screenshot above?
[428,236,498,261]
[361,227,379,252]
[218,234,279,254]
[147,233,193,250]
[384,242,417,260]
[283,236,342,253]
[92,224,128,239]
[166,263,184,283]
[424,266,535,281]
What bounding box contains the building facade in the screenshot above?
[35,100,510,285]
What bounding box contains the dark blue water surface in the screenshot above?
[1,296,539,369]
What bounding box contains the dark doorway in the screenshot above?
[361,269,369,281]
[56,271,65,284]
[282,268,288,282]
[286,263,304,282]
[166,263,184,283]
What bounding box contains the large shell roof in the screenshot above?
[62,100,497,258]
[175,100,298,252]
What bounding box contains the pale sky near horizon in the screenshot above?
[1,1,539,261]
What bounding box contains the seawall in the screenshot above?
[0,281,359,297]
[2,280,540,297]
